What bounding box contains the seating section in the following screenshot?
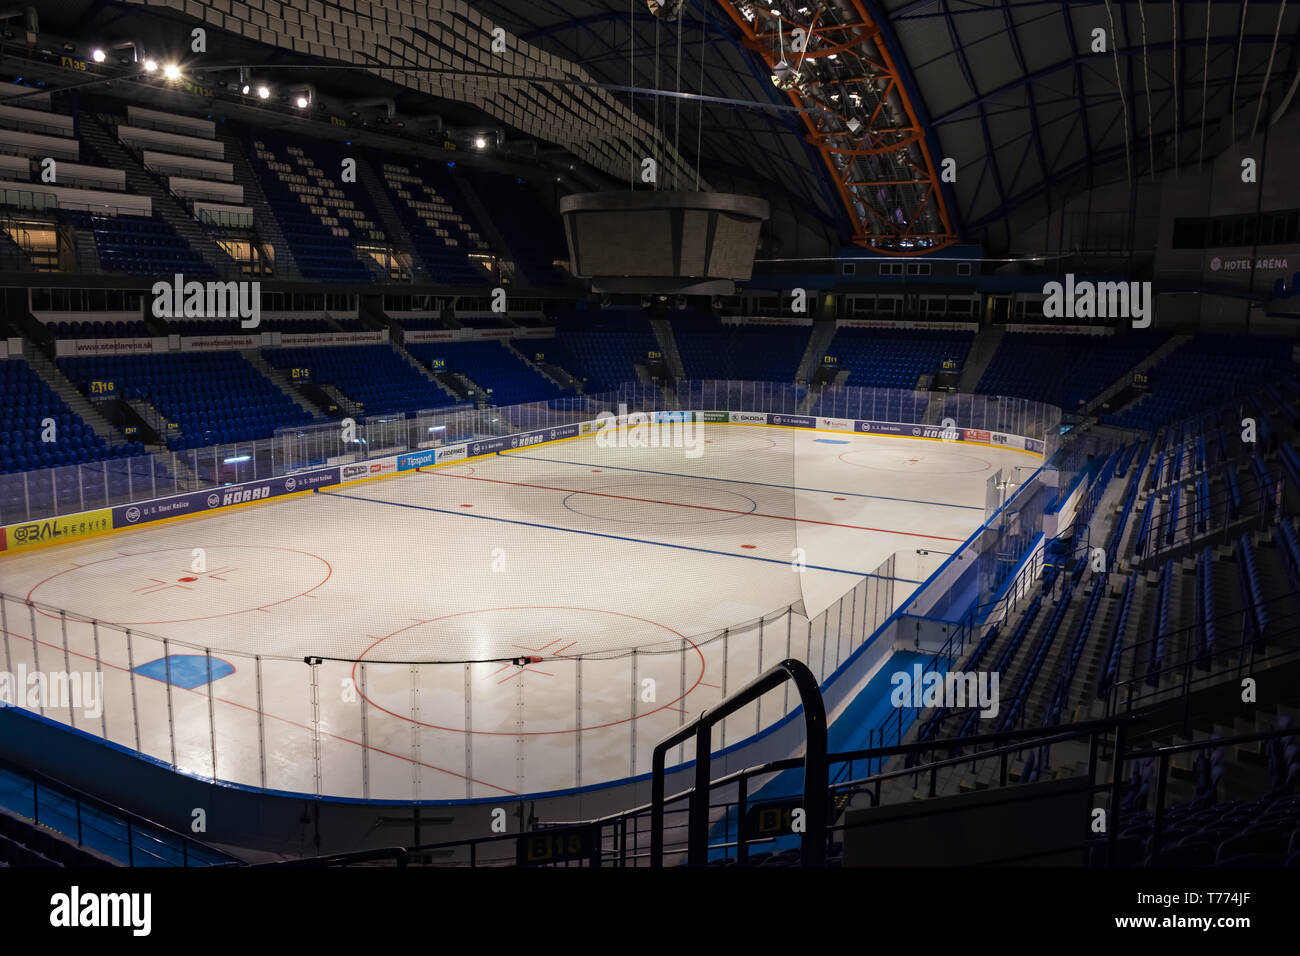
[458,168,567,286]
[380,159,491,285]
[262,344,456,415]
[824,327,973,389]
[59,210,213,277]
[674,318,811,382]
[977,332,1166,409]
[406,341,566,406]
[1115,790,1300,867]
[168,317,367,335]
[57,352,312,450]
[44,319,155,339]
[0,357,143,474]
[248,134,386,282]
[1102,335,1292,431]
[551,311,659,392]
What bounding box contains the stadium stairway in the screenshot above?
[0,229,40,273]
[353,156,422,279]
[241,350,329,423]
[70,227,102,274]
[502,339,570,392]
[21,346,121,445]
[77,114,240,280]
[1083,334,1190,417]
[450,174,527,281]
[219,131,302,280]
[956,324,1004,393]
[794,319,838,383]
[528,349,585,394]
[648,317,687,379]
[0,808,114,868]
[390,342,465,405]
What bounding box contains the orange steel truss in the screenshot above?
[714,0,957,254]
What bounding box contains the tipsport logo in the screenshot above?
[594,405,703,459]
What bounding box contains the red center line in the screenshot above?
[420,471,964,542]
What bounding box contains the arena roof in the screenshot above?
[24,1,1300,257]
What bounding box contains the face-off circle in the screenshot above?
[559,477,759,526]
[27,546,333,626]
[352,606,706,735]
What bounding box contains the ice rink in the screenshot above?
[0,423,1037,799]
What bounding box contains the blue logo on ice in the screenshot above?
[135,655,234,689]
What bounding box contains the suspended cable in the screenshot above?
[674,5,683,190]
[1172,0,1179,175]
[1138,0,1155,181]
[654,14,661,190]
[696,12,706,192]
[1230,0,1248,141]
[1199,0,1210,167]
[630,0,636,190]
[1103,0,1133,189]
[1250,0,1287,140]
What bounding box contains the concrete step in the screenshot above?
[241,350,326,422]
[957,324,1004,393]
[390,343,463,404]
[22,347,121,443]
[649,318,686,380]
[78,114,239,279]
[354,156,420,280]
[218,131,302,280]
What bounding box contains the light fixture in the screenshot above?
[163,63,181,80]
[474,136,487,149]
[91,49,106,63]
[771,58,798,90]
[143,58,157,72]
[295,94,309,108]
[241,83,250,95]
[257,85,270,99]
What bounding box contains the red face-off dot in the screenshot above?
[178,576,198,582]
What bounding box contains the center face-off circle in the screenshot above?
[27,546,332,626]
[560,477,759,526]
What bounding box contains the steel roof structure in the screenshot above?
[27,0,1300,256]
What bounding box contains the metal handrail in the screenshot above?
[0,752,239,867]
[650,658,826,867]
